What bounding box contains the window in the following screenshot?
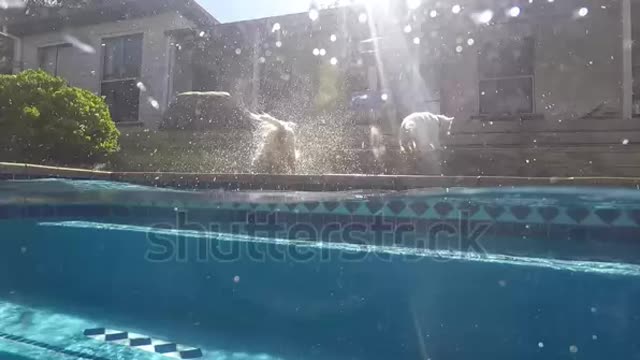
[478,37,534,115]
[101,34,143,123]
[0,34,14,75]
[38,44,73,77]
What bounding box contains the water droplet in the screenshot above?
[381,93,388,101]
[275,41,282,48]
[451,4,461,13]
[309,8,319,21]
[235,48,242,55]
[622,139,630,145]
[471,10,493,24]
[148,97,159,109]
[358,13,368,23]
[313,48,320,56]
[330,57,338,65]
[455,45,463,53]
[538,342,544,348]
[429,9,437,17]
[569,345,578,354]
[413,37,421,45]
[578,7,588,16]
[467,38,475,46]
[272,22,281,32]
[330,34,337,42]
[407,0,421,10]
[404,24,412,33]
[233,275,240,283]
[507,6,520,17]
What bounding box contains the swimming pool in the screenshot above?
[1,179,639,359]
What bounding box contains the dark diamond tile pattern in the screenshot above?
[409,202,429,215]
[366,201,385,214]
[387,200,406,214]
[484,205,505,219]
[343,201,362,213]
[323,202,340,212]
[538,206,559,222]
[594,208,621,224]
[510,206,531,220]
[434,202,453,217]
[567,207,590,224]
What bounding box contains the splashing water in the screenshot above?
[62,34,96,54]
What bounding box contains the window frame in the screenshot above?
[37,43,72,77]
[99,33,144,123]
[477,36,536,117]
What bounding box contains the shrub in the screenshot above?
[0,70,120,165]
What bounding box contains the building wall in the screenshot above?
[19,12,197,128]
[441,0,623,124]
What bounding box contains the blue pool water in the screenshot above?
[1,179,640,359]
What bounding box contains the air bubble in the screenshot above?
[569,345,578,354]
[429,9,437,17]
[507,6,520,17]
[623,139,630,145]
[148,97,159,109]
[358,13,368,23]
[538,342,544,348]
[235,48,242,55]
[272,22,281,32]
[451,4,461,13]
[275,41,282,48]
[319,48,327,56]
[413,37,421,45]
[578,7,588,16]
[330,34,337,42]
[330,57,338,65]
[467,38,475,46]
[313,48,320,56]
[381,93,388,101]
[136,82,147,92]
[199,31,205,37]
[455,45,463,53]
[404,24,412,33]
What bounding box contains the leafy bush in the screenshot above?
[0,70,119,165]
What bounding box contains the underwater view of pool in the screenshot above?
[0,179,639,360]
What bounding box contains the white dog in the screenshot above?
[398,112,453,174]
[250,113,297,174]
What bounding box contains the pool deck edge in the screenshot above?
[3,162,640,190]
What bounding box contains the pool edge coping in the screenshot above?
[3,162,640,190]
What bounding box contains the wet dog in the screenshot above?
[398,112,453,174]
[250,113,297,174]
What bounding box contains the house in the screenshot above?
[2,0,640,176]
[0,0,217,127]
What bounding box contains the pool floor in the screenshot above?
[0,297,301,360]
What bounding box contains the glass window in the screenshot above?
[102,34,142,80]
[478,37,534,115]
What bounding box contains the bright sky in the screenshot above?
[197,0,311,23]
